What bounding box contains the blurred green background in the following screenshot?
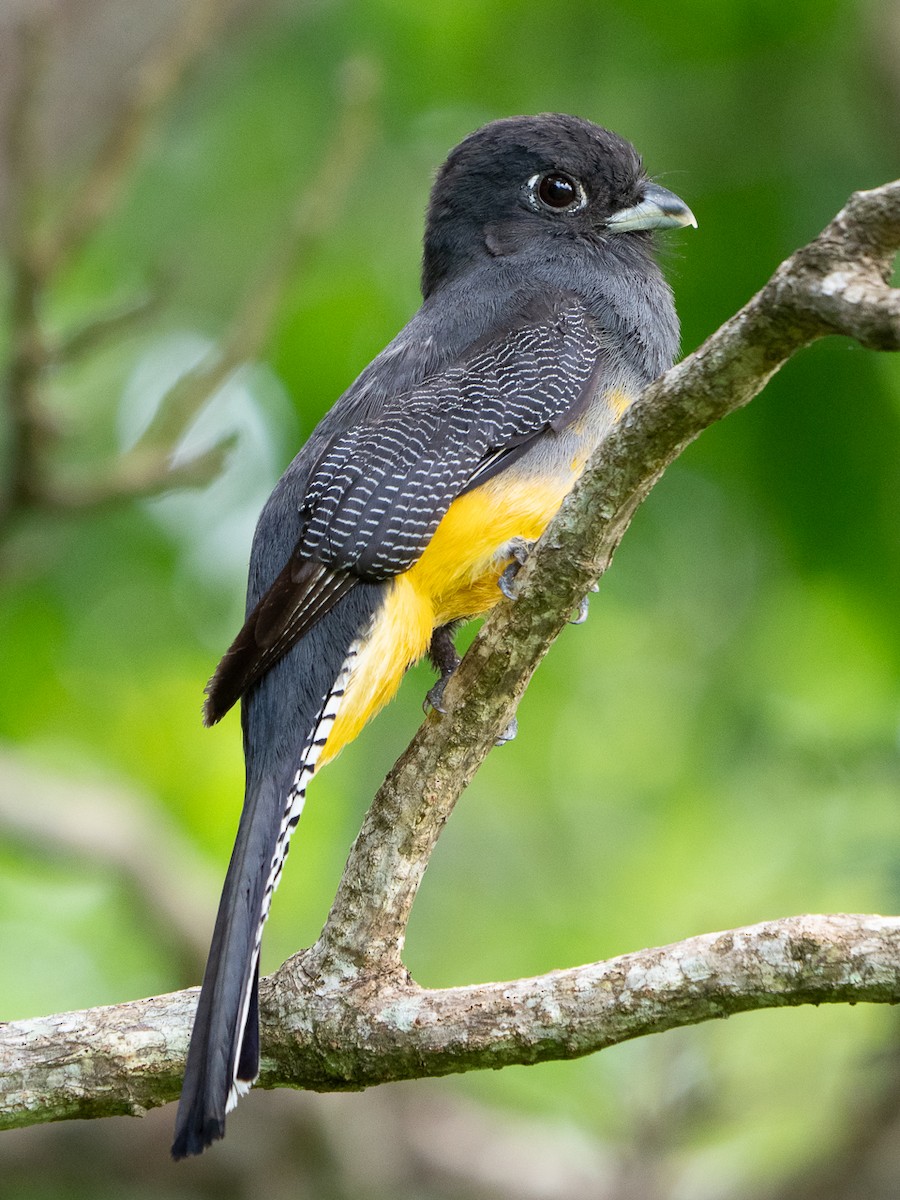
[0,0,898,1196]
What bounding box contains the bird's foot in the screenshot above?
[498,538,535,601]
[569,581,600,625]
[495,716,518,745]
[424,623,462,714]
[425,672,454,715]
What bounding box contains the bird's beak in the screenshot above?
[605,183,697,233]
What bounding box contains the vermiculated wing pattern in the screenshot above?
[204,299,602,721]
[299,301,601,579]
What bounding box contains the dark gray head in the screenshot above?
[422,113,694,297]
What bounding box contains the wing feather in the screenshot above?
[205,294,603,720]
[300,297,602,577]
[203,560,356,725]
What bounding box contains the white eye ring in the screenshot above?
[526,172,587,214]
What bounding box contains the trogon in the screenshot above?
[172,112,695,1158]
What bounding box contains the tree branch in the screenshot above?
[1,183,897,1131]
[2,914,898,1128]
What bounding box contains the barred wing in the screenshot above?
[205,295,602,720]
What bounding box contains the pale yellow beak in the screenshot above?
[606,182,697,233]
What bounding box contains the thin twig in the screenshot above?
[1,2,220,532]
[48,288,164,365]
[38,0,225,276]
[39,438,235,511]
[1,15,53,520]
[131,54,380,456]
[0,28,378,529]
[36,55,379,516]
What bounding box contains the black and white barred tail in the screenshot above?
[224,643,358,1111]
[171,640,359,1159]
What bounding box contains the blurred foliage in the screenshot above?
[0,0,898,1196]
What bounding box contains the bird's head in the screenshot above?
[421,113,695,297]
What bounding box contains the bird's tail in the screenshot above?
[171,630,362,1159]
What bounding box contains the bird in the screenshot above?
[171,112,695,1159]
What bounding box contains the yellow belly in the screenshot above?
[407,473,575,625]
[319,472,572,764]
[318,384,635,765]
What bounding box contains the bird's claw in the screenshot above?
[497,538,535,601]
[495,716,518,745]
[424,675,451,715]
[570,595,590,625]
[569,581,600,625]
[498,562,521,601]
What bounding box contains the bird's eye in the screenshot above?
[535,172,583,211]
